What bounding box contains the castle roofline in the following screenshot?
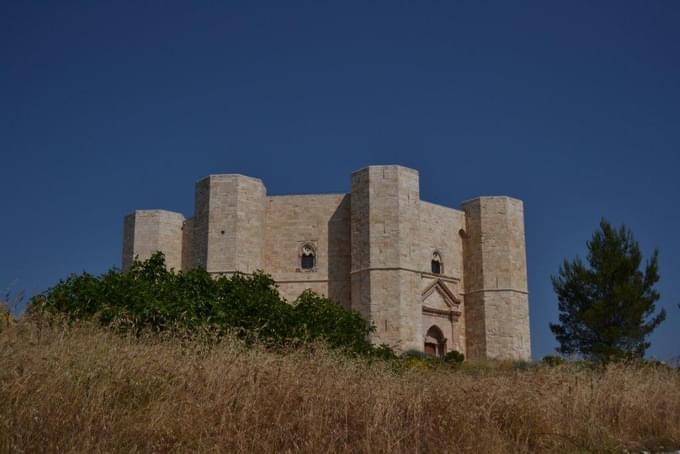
[123,209,186,219]
[267,192,348,198]
[195,174,265,185]
[420,199,465,215]
[351,164,418,175]
[460,195,524,206]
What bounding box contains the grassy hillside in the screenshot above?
[1,318,679,453]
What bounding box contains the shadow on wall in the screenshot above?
[327,195,351,309]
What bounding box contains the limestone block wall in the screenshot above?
[264,194,351,307]
[121,166,532,361]
[418,201,467,355]
[351,165,422,350]
[350,168,371,323]
[122,210,185,271]
[192,175,266,274]
[181,218,194,271]
[462,197,531,360]
[418,202,465,280]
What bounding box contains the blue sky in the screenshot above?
[1,1,678,360]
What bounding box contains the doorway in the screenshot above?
[424,325,446,357]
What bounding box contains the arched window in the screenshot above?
[431,251,442,275]
[300,244,316,270]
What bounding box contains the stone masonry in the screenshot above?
[122,165,531,360]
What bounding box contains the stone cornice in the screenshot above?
[422,306,461,321]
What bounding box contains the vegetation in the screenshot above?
[443,349,465,363]
[1,318,679,453]
[31,252,378,355]
[0,302,11,333]
[541,355,565,367]
[3,236,677,451]
[550,219,666,363]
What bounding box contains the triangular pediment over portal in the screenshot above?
[421,279,461,318]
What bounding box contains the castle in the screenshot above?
[122,165,531,360]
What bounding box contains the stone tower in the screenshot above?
[350,165,422,351]
[461,197,531,360]
[122,210,185,271]
[192,174,266,274]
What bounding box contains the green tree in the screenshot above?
[550,219,666,362]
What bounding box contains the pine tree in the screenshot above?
[550,219,666,362]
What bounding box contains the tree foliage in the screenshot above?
[291,290,375,354]
[31,252,378,355]
[550,219,666,362]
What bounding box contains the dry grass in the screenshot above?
[1,319,679,453]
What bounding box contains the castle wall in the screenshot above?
[351,165,422,351]
[462,197,531,360]
[418,202,465,280]
[418,201,467,355]
[122,166,531,361]
[181,218,194,271]
[122,210,185,271]
[264,194,351,308]
[193,175,266,273]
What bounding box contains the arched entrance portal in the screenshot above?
[424,325,447,357]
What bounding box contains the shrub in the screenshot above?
[368,343,400,360]
[443,350,465,364]
[397,350,454,370]
[402,349,430,359]
[291,290,374,353]
[33,252,385,356]
[512,360,534,371]
[542,355,565,367]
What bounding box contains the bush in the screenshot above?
[398,350,466,370]
[369,343,400,360]
[542,355,565,367]
[444,350,465,364]
[291,290,373,353]
[33,252,386,356]
[401,349,431,359]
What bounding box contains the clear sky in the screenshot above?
[1,1,678,361]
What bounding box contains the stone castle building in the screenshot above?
[122,165,531,360]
